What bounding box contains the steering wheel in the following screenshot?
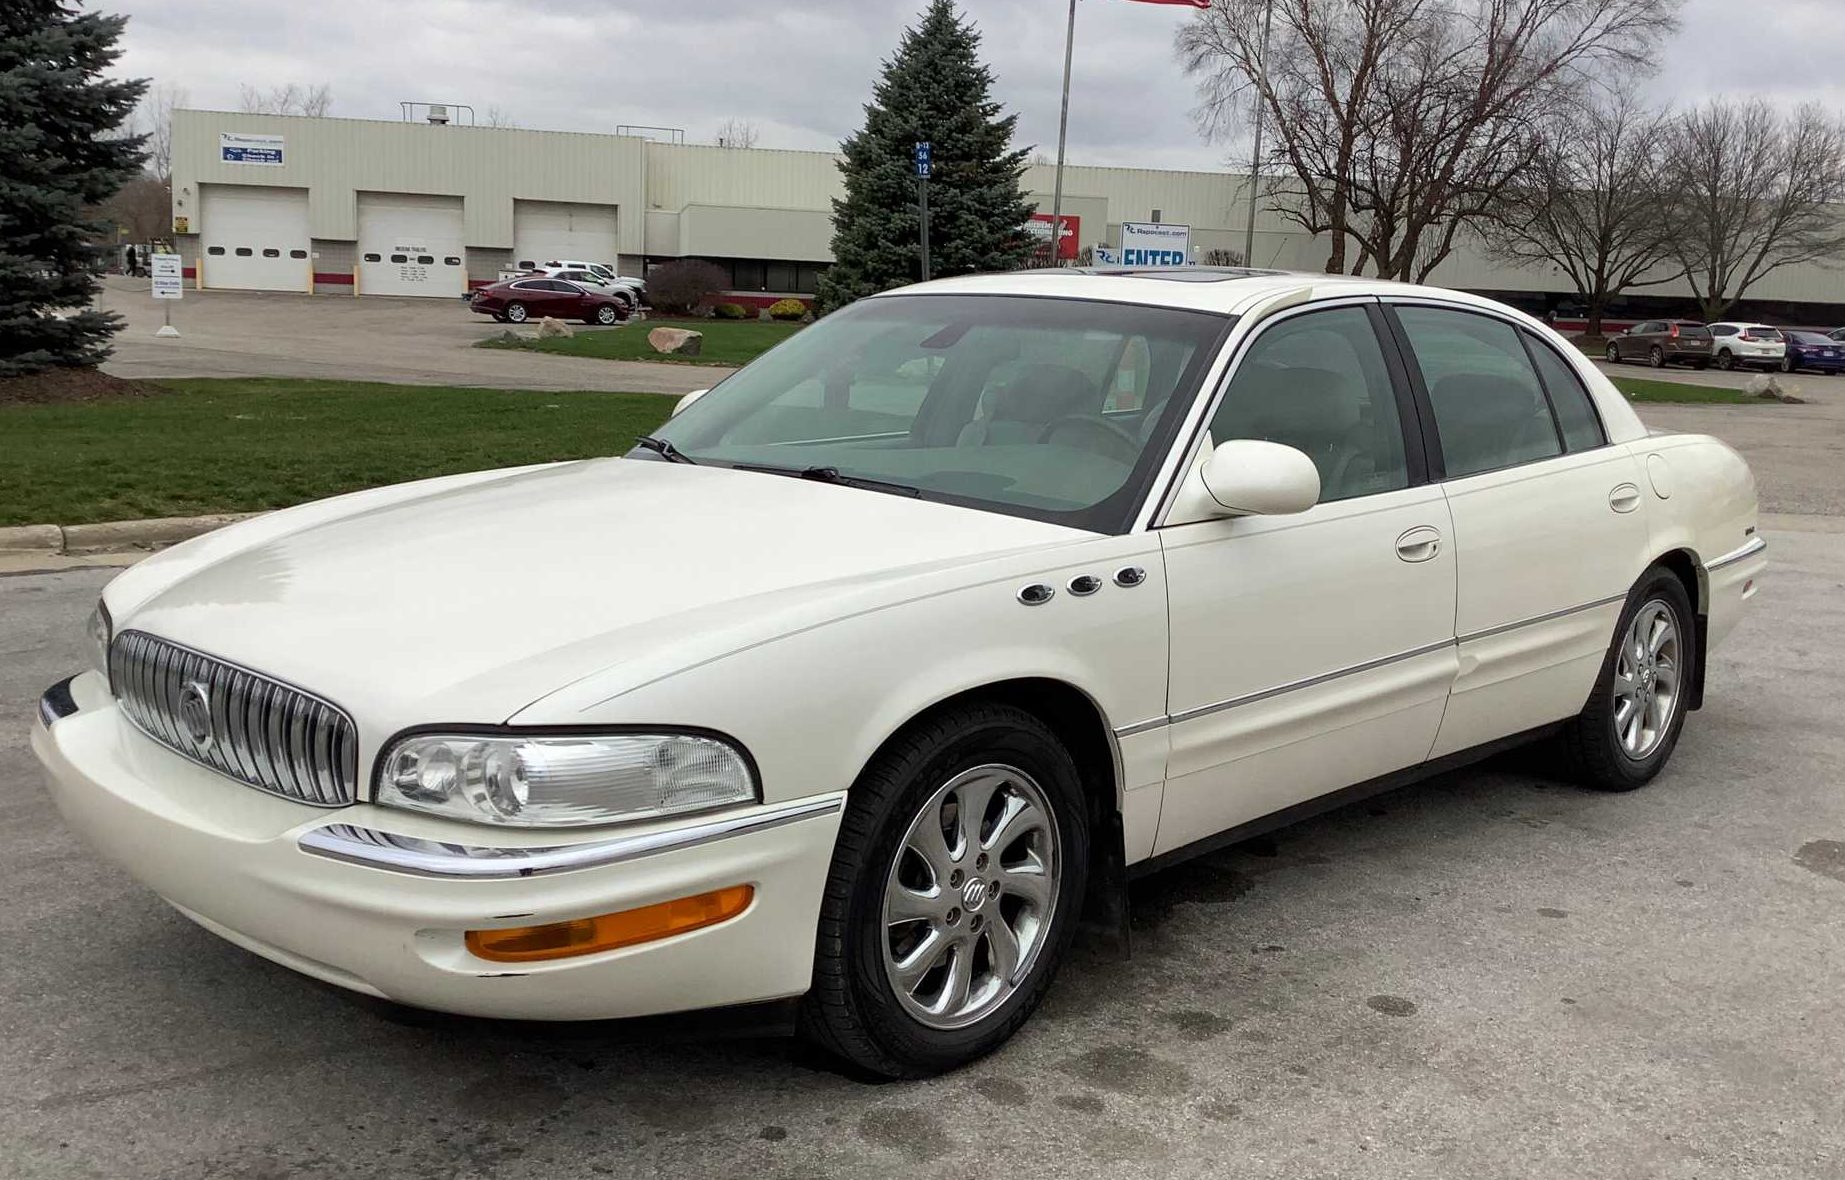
[1040,415,1142,463]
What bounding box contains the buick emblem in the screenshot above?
[177,680,214,750]
[960,877,990,912]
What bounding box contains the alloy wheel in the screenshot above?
[1612,599,1681,761]
[880,764,1060,1031]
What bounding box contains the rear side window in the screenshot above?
[1395,306,1562,479]
[1679,324,1711,339]
[1711,324,1736,337]
[1524,334,1606,453]
[390,254,408,264]
[1211,306,1410,502]
[363,252,382,262]
[206,246,225,256]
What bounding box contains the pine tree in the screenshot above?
[817,0,1034,312]
[0,2,146,377]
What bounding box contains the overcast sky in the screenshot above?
[102,0,1845,173]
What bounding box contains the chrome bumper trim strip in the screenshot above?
[1705,535,1768,572]
[37,676,79,729]
[1456,593,1628,646]
[296,794,846,880]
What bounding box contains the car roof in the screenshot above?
[880,267,1523,318]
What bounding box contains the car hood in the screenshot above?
[109,458,1087,732]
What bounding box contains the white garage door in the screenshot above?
[200,184,310,292]
[358,193,466,298]
[513,200,619,271]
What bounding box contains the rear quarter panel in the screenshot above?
[1629,433,1762,649]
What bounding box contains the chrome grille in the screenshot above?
[109,631,359,806]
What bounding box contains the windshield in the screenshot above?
[637,293,1233,533]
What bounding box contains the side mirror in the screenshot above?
[671,388,709,417]
[1199,439,1320,517]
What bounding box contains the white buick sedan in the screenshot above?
[33,269,1765,1078]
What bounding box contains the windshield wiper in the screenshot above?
[634,435,697,464]
[730,462,921,498]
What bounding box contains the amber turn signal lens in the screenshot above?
[465,884,754,963]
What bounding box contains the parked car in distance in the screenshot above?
[545,260,645,304]
[1825,327,1845,345]
[470,276,629,325]
[1706,323,1786,371]
[1777,330,1845,374]
[1605,319,1712,368]
[528,264,644,311]
[34,269,1764,1079]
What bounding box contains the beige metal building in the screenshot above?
[168,109,1844,316]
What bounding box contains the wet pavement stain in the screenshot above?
[1130,861,1254,929]
[970,1076,1031,1107]
[1161,1009,1235,1041]
[1055,1093,1105,1114]
[1198,1098,1243,1123]
[1061,1045,1193,1097]
[857,1108,952,1161]
[1536,907,1570,919]
[1366,995,1418,1017]
[756,1125,788,1142]
[1794,839,1845,883]
[452,1075,567,1121]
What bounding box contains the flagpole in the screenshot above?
[1049,0,1077,267]
[1242,0,1273,266]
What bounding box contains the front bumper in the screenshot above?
[32,674,843,1021]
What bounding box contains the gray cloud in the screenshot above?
[102,0,1845,172]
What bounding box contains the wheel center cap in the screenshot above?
[961,878,990,912]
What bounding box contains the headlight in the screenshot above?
[375,732,757,827]
[84,600,112,681]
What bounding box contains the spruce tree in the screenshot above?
[817,0,1034,312]
[0,2,146,377]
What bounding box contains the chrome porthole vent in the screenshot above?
[1016,583,1055,606]
[1114,566,1146,588]
[1067,575,1101,597]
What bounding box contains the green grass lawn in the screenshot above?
[1607,376,1763,404]
[477,317,804,367]
[0,378,673,526]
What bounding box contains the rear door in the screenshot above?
[1621,321,1660,361]
[1382,301,1650,757]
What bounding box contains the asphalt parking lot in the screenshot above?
[4,401,1843,1179]
[97,277,715,396]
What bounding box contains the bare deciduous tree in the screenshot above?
[482,105,519,128]
[238,82,332,117]
[129,81,188,181]
[1667,98,1845,322]
[1484,85,1678,336]
[714,118,760,149]
[1180,0,1681,281]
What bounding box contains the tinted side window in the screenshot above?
[1395,306,1562,479]
[1710,324,1736,337]
[1210,307,1410,502]
[1524,333,1606,452]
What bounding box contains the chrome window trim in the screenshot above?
[296,793,846,879]
[1705,535,1767,572]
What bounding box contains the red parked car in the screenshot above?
[470,277,629,325]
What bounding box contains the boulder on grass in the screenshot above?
[648,326,704,356]
[537,317,575,339]
[1745,373,1805,403]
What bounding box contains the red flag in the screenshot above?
[1123,0,1211,7]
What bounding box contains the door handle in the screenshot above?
[1395,525,1442,563]
[1609,483,1642,513]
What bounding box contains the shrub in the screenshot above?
[713,302,749,320]
[767,298,808,322]
[646,260,729,316]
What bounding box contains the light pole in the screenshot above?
[1242,0,1274,266]
[1049,0,1078,267]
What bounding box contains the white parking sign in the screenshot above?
[151,253,183,300]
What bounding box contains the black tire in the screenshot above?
[1781,355,1797,374]
[505,302,528,323]
[1649,346,1666,369]
[799,704,1090,1079]
[492,312,508,323]
[1557,568,1697,792]
[1605,344,1621,364]
[594,303,618,326]
[1716,349,1735,371]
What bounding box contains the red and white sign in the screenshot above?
[1027,213,1081,261]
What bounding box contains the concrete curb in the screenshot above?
[0,513,259,559]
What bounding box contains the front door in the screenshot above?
[1154,302,1459,856]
